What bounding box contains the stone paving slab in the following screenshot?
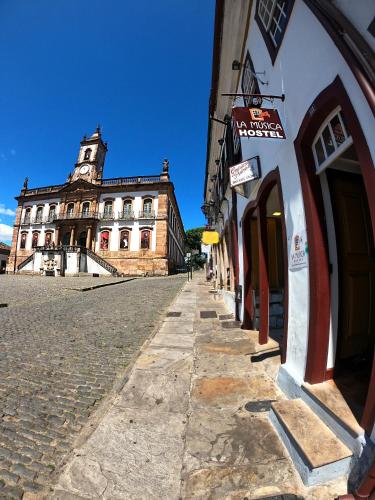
[159,322,194,334]
[183,408,290,470]
[116,367,192,414]
[51,274,348,499]
[190,373,283,411]
[135,347,193,371]
[150,333,195,350]
[54,407,186,500]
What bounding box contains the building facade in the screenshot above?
[204,0,375,491]
[8,128,185,276]
[0,243,10,273]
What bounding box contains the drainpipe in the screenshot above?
[337,459,375,499]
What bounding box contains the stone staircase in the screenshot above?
[270,398,352,486]
[83,248,118,275]
[17,253,34,271]
[16,246,118,276]
[269,377,372,486]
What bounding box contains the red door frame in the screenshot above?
[294,75,375,432]
[242,168,289,362]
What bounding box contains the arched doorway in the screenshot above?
[295,76,375,431]
[78,231,87,247]
[242,169,288,362]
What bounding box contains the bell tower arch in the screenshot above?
[70,126,108,183]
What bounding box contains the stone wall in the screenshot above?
[104,256,169,276]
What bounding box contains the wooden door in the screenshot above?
[327,170,375,361]
[242,213,259,329]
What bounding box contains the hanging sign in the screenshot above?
[230,156,260,187]
[289,229,308,270]
[232,107,286,139]
[202,231,219,245]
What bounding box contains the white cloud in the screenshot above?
[0,204,16,216]
[0,223,13,242]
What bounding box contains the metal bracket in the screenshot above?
[222,93,285,102]
[209,115,230,125]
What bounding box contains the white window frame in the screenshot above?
[67,203,75,217]
[123,199,133,215]
[143,198,153,214]
[242,57,257,107]
[258,0,277,31]
[269,1,288,47]
[103,200,113,215]
[312,107,352,175]
[82,201,90,215]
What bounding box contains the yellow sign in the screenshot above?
[202,231,219,245]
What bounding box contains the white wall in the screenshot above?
[95,191,160,252]
[235,0,375,383]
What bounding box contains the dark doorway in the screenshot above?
[62,232,70,246]
[327,168,375,421]
[78,231,87,247]
[265,186,285,347]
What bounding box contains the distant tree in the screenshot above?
[185,227,205,252]
[185,227,206,270]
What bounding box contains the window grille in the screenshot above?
[258,0,289,47]
[312,108,352,173]
[241,54,259,107]
[143,199,152,214]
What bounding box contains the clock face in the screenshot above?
[79,164,90,175]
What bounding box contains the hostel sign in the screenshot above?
[230,156,260,187]
[232,107,286,140]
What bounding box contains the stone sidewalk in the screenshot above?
[50,273,346,499]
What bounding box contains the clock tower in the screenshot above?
[70,127,108,184]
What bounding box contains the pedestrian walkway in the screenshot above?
[51,273,347,499]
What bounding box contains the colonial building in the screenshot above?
[0,242,10,273]
[204,0,375,494]
[8,128,185,276]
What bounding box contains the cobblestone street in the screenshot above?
[0,274,185,498]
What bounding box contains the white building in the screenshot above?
[8,128,185,276]
[204,0,375,492]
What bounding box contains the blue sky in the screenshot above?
[0,0,214,242]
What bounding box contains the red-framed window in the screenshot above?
[140,229,151,250]
[100,230,110,250]
[20,232,27,249]
[120,230,130,250]
[32,232,39,248]
[45,231,53,246]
